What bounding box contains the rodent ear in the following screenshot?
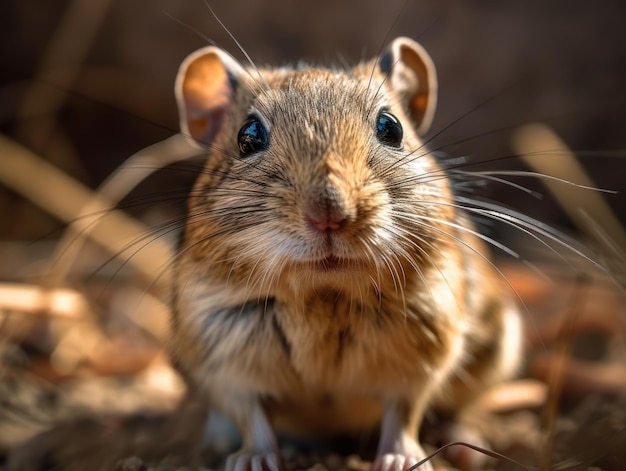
[380,37,438,136]
[175,47,244,147]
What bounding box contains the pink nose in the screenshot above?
[307,211,346,232]
[305,201,348,233]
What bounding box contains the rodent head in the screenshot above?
[175,37,456,298]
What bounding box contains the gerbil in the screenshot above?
[169,37,522,471]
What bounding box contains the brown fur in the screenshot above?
[169,37,522,471]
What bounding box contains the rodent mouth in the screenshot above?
[310,255,362,273]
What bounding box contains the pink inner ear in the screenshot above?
[187,116,210,141]
[411,92,429,125]
[180,51,234,146]
[188,107,227,146]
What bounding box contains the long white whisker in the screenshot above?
[455,196,605,271]
[450,170,544,198]
[453,170,616,194]
[388,223,464,316]
[390,211,533,337]
[393,211,519,259]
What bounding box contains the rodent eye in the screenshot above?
[238,117,269,156]
[375,110,403,148]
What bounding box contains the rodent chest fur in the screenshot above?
[170,37,521,471]
[175,268,464,393]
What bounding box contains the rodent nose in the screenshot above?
[307,211,346,232]
[305,200,349,233]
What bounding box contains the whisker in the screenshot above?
[382,147,621,198]
[456,196,604,270]
[377,127,609,185]
[377,227,446,317]
[419,82,519,152]
[365,236,405,300]
[391,224,467,315]
[162,10,218,48]
[153,212,280,301]
[203,1,270,93]
[390,210,534,337]
[365,60,397,121]
[454,170,616,194]
[364,0,409,98]
[393,210,519,258]
[393,196,584,275]
[90,201,275,288]
[449,170,545,198]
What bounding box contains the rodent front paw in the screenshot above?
[224,449,282,471]
[372,452,433,471]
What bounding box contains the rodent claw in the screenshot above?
[225,450,282,471]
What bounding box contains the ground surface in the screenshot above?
[0,248,625,471]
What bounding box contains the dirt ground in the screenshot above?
[1,249,625,471]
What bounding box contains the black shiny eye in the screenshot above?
[375,110,403,148]
[238,117,269,156]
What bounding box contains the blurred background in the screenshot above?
[0,0,625,469]
[1,0,625,241]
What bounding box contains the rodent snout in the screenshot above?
[305,203,347,233]
[304,186,356,234]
